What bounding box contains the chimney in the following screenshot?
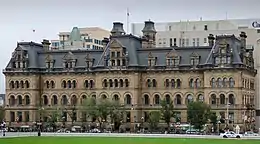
[208,34,215,47]
[142,20,156,34]
[102,37,109,49]
[239,31,247,49]
[42,39,51,51]
[111,22,125,36]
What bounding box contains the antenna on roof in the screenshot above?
[225,11,228,20]
[126,8,130,34]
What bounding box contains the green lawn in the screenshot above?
[0,137,259,144]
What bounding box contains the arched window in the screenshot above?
[152,79,157,87]
[15,81,19,88]
[113,94,119,101]
[43,95,48,105]
[62,95,68,105]
[189,79,194,88]
[165,79,170,87]
[10,81,15,89]
[171,79,175,88]
[85,80,89,88]
[165,94,171,104]
[109,79,113,87]
[223,77,228,87]
[154,95,160,105]
[144,94,150,105]
[20,80,24,88]
[9,95,15,106]
[71,95,77,105]
[52,95,58,105]
[62,80,67,88]
[186,94,193,104]
[147,79,152,87]
[17,95,22,105]
[210,94,217,105]
[197,94,204,102]
[114,79,119,87]
[68,80,72,88]
[176,79,181,88]
[25,80,29,88]
[46,81,50,89]
[51,80,55,88]
[25,95,30,105]
[81,95,87,104]
[229,78,235,88]
[220,94,225,105]
[195,78,201,88]
[175,94,182,105]
[125,94,131,105]
[228,94,235,105]
[72,80,77,88]
[103,79,108,88]
[125,79,129,87]
[102,94,107,99]
[90,80,94,88]
[217,78,222,87]
[210,78,215,88]
[119,79,124,87]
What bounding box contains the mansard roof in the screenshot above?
[4,27,256,73]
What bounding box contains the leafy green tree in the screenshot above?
[82,98,124,131]
[160,99,175,131]
[0,106,4,121]
[46,108,61,132]
[187,101,211,131]
[209,112,217,132]
[147,111,161,132]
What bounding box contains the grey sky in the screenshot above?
[0,0,259,93]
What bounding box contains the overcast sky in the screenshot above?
[0,0,260,93]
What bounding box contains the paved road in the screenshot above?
[0,132,260,139]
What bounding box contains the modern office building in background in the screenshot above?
[132,18,260,128]
[51,27,110,50]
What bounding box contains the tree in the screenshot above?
[0,107,4,121]
[147,111,161,132]
[46,108,61,132]
[160,99,175,132]
[209,112,217,132]
[82,97,125,131]
[187,101,211,131]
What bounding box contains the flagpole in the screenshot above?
[126,8,129,34]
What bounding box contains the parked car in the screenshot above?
[244,131,259,136]
[220,131,242,138]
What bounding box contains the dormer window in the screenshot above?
[45,54,54,69]
[190,52,200,66]
[85,53,95,69]
[63,51,76,69]
[148,52,157,67]
[11,48,29,69]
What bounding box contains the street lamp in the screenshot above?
[37,107,44,136]
[141,117,144,133]
[226,103,230,128]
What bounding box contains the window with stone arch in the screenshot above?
[143,94,150,105]
[175,94,182,105]
[125,94,131,105]
[186,94,193,104]
[154,94,160,105]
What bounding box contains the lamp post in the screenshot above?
[141,117,144,133]
[37,107,44,136]
[225,103,230,128]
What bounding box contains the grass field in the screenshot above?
[0,137,260,144]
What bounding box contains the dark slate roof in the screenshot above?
[3,34,253,73]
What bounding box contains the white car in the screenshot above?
[244,131,259,136]
[220,131,242,138]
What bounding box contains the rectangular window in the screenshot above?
[204,24,208,31]
[192,38,196,46]
[204,38,207,43]
[170,38,173,47]
[257,29,260,33]
[186,38,189,46]
[179,38,182,46]
[196,38,200,46]
[169,26,172,31]
[173,38,177,46]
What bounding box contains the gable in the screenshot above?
[110,39,124,49]
[63,51,76,60]
[190,52,199,58]
[166,50,178,58]
[45,54,53,62]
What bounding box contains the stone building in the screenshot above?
[3,20,257,128]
